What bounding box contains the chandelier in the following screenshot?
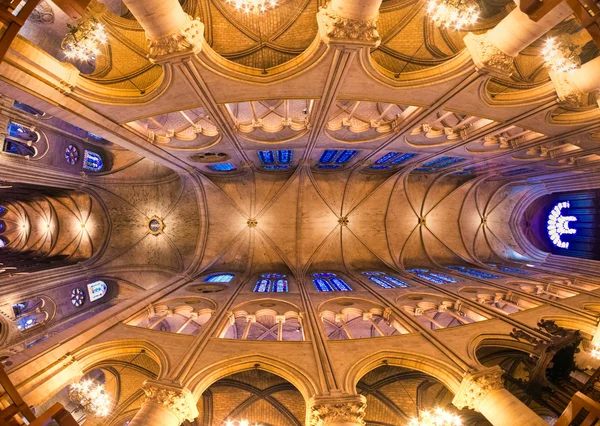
[69,379,111,417]
[426,0,480,31]
[224,0,278,14]
[592,344,600,360]
[409,408,462,426]
[61,18,107,61]
[541,37,581,73]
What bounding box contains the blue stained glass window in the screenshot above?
[3,140,35,156]
[446,265,500,279]
[0,236,6,248]
[87,132,103,140]
[390,153,418,165]
[258,150,276,165]
[495,266,532,275]
[502,167,535,177]
[415,156,466,173]
[264,165,290,170]
[371,152,417,170]
[0,221,5,233]
[7,122,38,142]
[275,279,288,292]
[83,150,104,172]
[331,277,351,291]
[314,278,333,292]
[254,279,270,292]
[408,269,458,284]
[362,271,409,288]
[312,273,337,278]
[262,273,286,278]
[375,152,400,165]
[429,272,457,283]
[335,150,359,164]
[13,101,44,116]
[312,272,352,292]
[253,273,288,292]
[277,150,293,164]
[208,163,236,172]
[317,165,342,169]
[319,150,339,164]
[205,273,234,283]
[370,165,391,170]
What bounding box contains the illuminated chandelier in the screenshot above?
[61,18,107,61]
[224,0,278,14]
[592,344,600,360]
[426,0,480,30]
[542,37,581,73]
[409,408,462,426]
[69,379,111,417]
[225,420,261,426]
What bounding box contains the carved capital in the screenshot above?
[549,70,585,105]
[317,3,380,47]
[452,366,504,411]
[308,395,367,426]
[148,15,204,64]
[141,380,199,423]
[464,33,514,78]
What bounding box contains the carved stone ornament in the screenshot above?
[148,15,204,63]
[463,33,514,78]
[452,366,505,411]
[549,70,584,105]
[308,395,367,426]
[317,3,381,46]
[142,381,199,423]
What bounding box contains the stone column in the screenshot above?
[463,3,571,77]
[307,394,367,426]
[317,1,382,46]
[129,380,199,426]
[452,366,547,426]
[121,0,203,63]
[551,56,600,105]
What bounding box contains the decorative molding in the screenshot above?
[549,70,585,105]
[148,15,204,64]
[317,3,380,46]
[452,366,504,411]
[141,381,199,423]
[308,394,367,426]
[463,33,514,78]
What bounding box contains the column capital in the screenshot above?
[317,3,381,47]
[141,380,199,423]
[148,15,204,64]
[452,366,504,411]
[463,33,514,78]
[549,70,585,105]
[308,394,367,426]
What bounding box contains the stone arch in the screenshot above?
[187,354,319,402]
[345,350,464,395]
[468,334,537,364]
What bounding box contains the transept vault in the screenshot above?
[0,0,600,425]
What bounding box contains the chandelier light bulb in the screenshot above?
[61,18,108,62]
[409,408,462,426]
[426,0,479,31]
[224,0,279,14]
[69,379,111,417]
[542,37,581,74]
[592,344,600,360]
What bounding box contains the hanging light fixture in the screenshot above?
[61,18,107,62]
[68,379,111,418]
[542,37,581,73]
[591,344,600,360]
[409,408,462,426]
[224,0,278,14]
[426,0,480,31]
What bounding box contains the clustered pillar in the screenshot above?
[307,394,367,426]
[128,381,198,426]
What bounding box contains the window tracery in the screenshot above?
[82,149,104,172]
[208,163,237,172]
[369,152,417,170]
[257,150,293,170]
[253,273,288,292]
[400,294,486,329]
[127,299,214,336]
[413,156,466,173]
[316,150,359,169]
[312,272,352,292]
[12,298,49,331]
[361,271,409,288]
[204,273,234,283]
[446,265,500,279]
[407,269,458,284]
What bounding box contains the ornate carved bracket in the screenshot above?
[452,366,505,411]
[317,3,381,47]
[549,70,585,105]
[148,15,204,64]
[463,33,514,78]
[308,394,367,426]
[141,380,199,423]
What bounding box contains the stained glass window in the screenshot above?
[312,272,352,292]
[253,273,288,292]
[446,265,500,279]
[83,150,104,172]
[205,273,234,283]
[7,122,39,143]
[0,220,5,233]
[87,281,108,301]
[208,163,236,172]
[362,271,409,288]
[14,101,45,116]
[0,236,7,248]
[370,152,417,170]
[257,150,293,170]
[3,139,35,156]
[488,264,532,275]
[65,145,79,165]
[407,268,458,284]
[316,150,359,169]
[414,156,466,173]
[502,167,535,177]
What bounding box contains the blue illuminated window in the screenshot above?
[414,156,466,173]
[502,167,535,177]
[407,268,458,284]
[205,273,234,283]
[446,266,500,279]
[7,122,38,143]
[83,150,104,172]
[312,272,352,292]
[87,132,104,141]
[253,273,288,292]
[370,152,417,170]
[3,140,35,156]
[0,220,5,233]
[13,101,45,116]
[0,236,7,248]
[488,264,532,275]
[257,150,293,170]
[208,163,236,172]
[547,201,577,249]
[362,271,409,288]
[317,150,359,169]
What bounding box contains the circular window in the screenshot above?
[65,145,79,165]
[147,216,165,235]
[71,288,85,307]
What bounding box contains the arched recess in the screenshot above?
[345,350,464,395]
[187,354,319,402]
